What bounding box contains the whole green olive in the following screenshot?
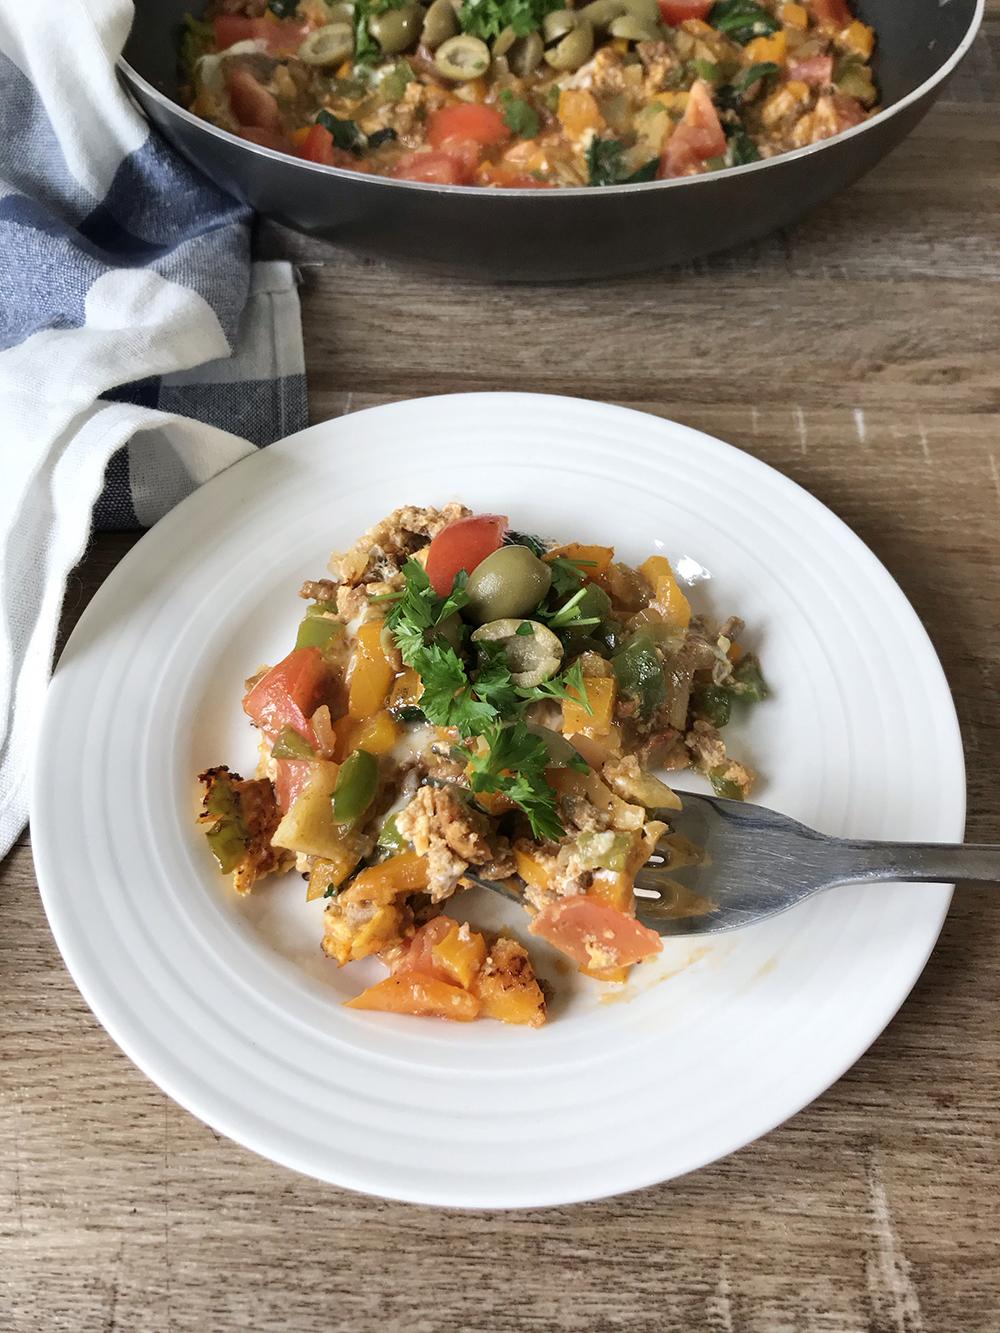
[471,620,564,687]
[465,545,553,623]
[579,0,627,28]
[509,30,544,76]
[543,8,576,42]
[298,22,356,66]
[434,33,491,80]
[620,0,661,23]
[421,0,459,50]
[368,5,424,55]
[320,2,354,23]
[608,13,660,40]
[544,17,594,70]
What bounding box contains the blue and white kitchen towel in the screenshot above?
[0,0,308,858]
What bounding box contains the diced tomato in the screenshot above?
[829,93,868,131]
[787,55,834,87]
[529,895,663,969]
[476,164,553,188]
[214,16,310,53]
[389,150,477,185]
[392,917,455,986]
[225,66,282,132]
[659,79,726,178]
[238,126,295,154]
[657,0,712,23]
[299,124,367,171]
[424,514,508,595]
[812,0,853,28]
[428,104,510,150]
[274,758,313,813]
[243,647,328,746]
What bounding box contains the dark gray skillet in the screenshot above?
[120,0,983,280]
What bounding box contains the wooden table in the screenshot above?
[4,15,1000,1330]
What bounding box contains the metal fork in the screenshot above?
[466,794,1000,937]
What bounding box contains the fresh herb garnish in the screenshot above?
[317,108,367,155]
[692,58,720,82]
[323,882,340,898]
[708,0,779,45]
[505,530,547,558]
[459,721,565,841]
[731,61,780,92]
[723,120,760,165]
[585,138,657,187]
[499,89,541,138]
[458,0,564,42]
[367,127,399,149]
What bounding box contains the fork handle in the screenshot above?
[829,841,1000,887]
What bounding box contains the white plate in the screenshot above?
[32,393,965,1208]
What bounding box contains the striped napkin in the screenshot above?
[0,0,308,858]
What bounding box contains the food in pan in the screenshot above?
[181,0,878,187]
[198,506,767,1024]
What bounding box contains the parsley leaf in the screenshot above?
[460,721,565,841]
[708,0,779,45]
[731,61,780,92]
[723,120,760,165]
[416,642,497,735]
[518,658,593,712]
[317,109,367,155]
[458,0,563,41]
[586,138,657,187]
[499,89,541,138]
[505,530,547,558]
[547,555,591,599]
[380,558,470,665]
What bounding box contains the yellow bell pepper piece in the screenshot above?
[744,31,786,66]
[781,2,808,30]
[761,80,808,127]
[638,555,691,629]
[352,709,399,756]
[348,620,395,720]
[842,20,874,58]
[557,90,605,140]
[432,922,488,989]
[342,850,430,904]
[388,667,423,710]
[515,848,551,892]
[562,676,616,737]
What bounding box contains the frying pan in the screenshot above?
[120,0,983,280]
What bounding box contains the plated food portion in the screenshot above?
[182,0,877,187]
[198,506,766,1025]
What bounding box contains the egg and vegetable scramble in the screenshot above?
[182,0,877,188]
[198,507,766,1025]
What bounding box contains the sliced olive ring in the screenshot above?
[544,16,594,71]
[298,22,356,66]
[434,33,491,80]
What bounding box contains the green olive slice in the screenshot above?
[491,23,517,57]
[421,0,459,50]
[299,22,356,66]
[471,620,564,688]
[620,0,661,23]
[579,0,627,28]
[465,544,553,623]
[544,18,594,70]
[543,8,576,42]
[434,33,491,79]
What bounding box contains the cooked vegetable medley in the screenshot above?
[198,506,766,1024]
[182,0,877,187]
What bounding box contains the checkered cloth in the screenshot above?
[0,0,307,858]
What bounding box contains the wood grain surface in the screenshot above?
[3,15,1000,1332]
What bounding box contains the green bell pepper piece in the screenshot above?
[201,772,249,872]
[376,813,405,851]
[295,614,343,652]
[693,684,732,729]
[710,770,745,801]
[595,619,627,655]
[332,749,378,825]
[730,654,767,702]
[612,630,667,720]
[576,830,632,872]
[271,724,316,760]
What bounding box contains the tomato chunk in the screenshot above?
[389,150,477,185]
[392,917,458,986]
[243,647,328,746]
[813,0,853,28]
[659,79,726,178]
[657,0,712,22]
[428,104,510,150]
[529,895,663,969]
[424,514,508,595]
[214,16,310,53]
[787,55,834,87]
[477,164,553,188]
[226,66,282,132]
[299,123,366,171]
